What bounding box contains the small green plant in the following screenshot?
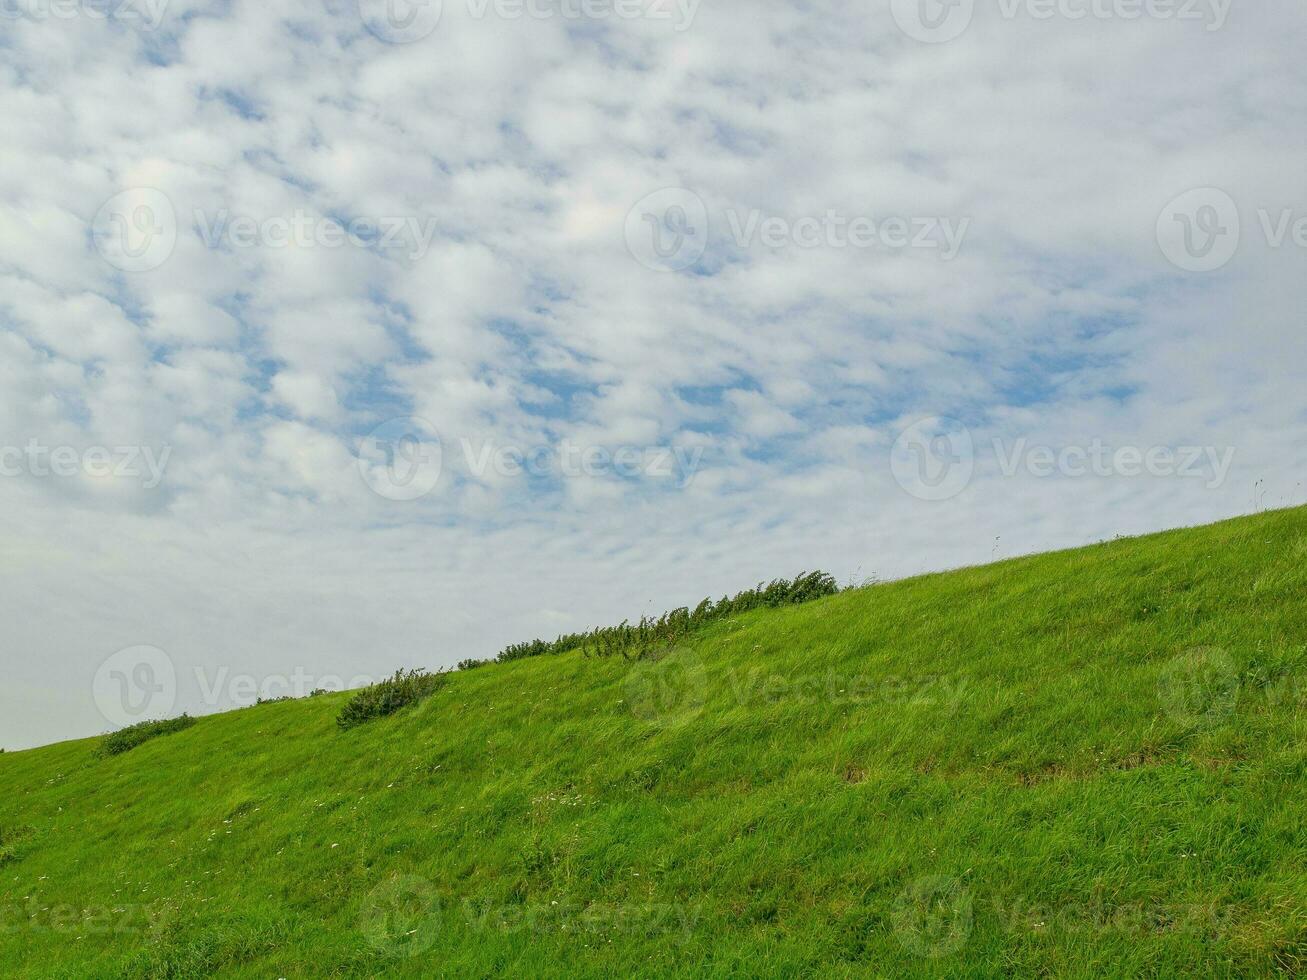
[495,570,839,664]
[0,824,34,867]
[98,715,197,757]
[336,669,447,730]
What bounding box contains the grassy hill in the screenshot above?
[2,507,1306,978]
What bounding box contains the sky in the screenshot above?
[1,0,1305,750]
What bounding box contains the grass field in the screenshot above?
[2,507,1305,977]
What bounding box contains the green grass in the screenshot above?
[2,507,1306,977]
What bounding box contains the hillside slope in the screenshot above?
[2,508,1306,977]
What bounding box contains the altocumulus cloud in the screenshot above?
[1,0,1305,747]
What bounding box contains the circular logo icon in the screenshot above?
[357,417,443,502]
[625,650,708,727]
[624,188,709,273]
[1157,647,1239,728]
[359,874,441,957]
[358,0,443,43]
[91,188,177,273]
[93,645,177,728]
[893,875,973,959]
[1156,187,1240,273]
[891,0,976,44]
[890,417,975,502]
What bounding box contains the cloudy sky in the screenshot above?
[2,0,1304,749]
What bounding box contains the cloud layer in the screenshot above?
[2,0,1305,748]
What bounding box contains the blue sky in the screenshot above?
[1,0,1305,748]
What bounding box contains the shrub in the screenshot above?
[99,715,197,757]
[336,669,447,730]
[494,570,839,664]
